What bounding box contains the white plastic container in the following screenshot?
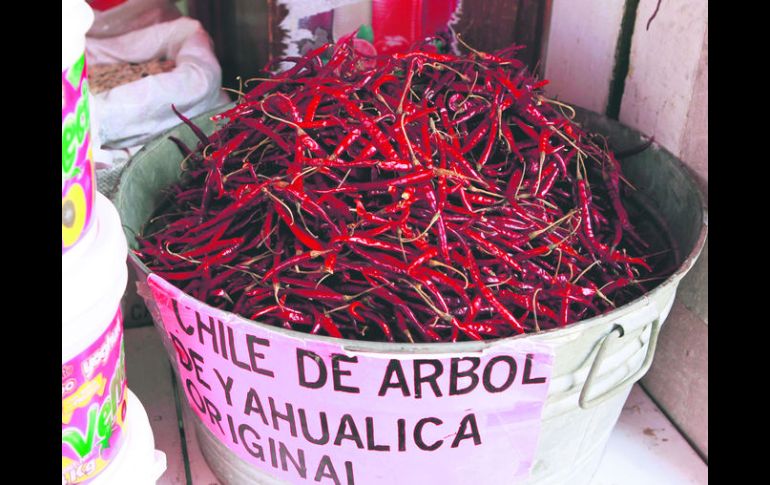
[62,192,127,364]
[91,389,168,485]
[62,0,94,71]
[62,192,129,484]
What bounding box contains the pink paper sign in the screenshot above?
[148,275,553,484]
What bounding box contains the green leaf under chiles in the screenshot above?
[356,24,374,43]
[66,54,86,88]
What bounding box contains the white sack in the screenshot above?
[86,17,231,149]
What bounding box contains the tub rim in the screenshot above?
[119,106,708,355]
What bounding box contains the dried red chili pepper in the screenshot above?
[136,34,668,343]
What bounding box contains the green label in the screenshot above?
[67,54,86,89]
[62,82,91,178]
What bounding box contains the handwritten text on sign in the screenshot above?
[148,275,553,484]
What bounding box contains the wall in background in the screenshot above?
[187,0,271,91]
[543,0,625,113]
[544,0,708,460]
[186,0,550,91]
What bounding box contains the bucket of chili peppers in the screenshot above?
[115,34,707,485]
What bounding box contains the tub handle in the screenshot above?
[578,318,661,409]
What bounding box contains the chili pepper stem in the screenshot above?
[572,259,601,284]
[537,96,577,119]
[408,282,454,322]
[428,260,470,289]
[532,288,542,332]
[529,209,577,240]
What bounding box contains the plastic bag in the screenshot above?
[86,16,230,149]
[86,16,230,197]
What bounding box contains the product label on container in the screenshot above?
[62,52,96,254]
[62,310,127,485]
[148,275,553,484]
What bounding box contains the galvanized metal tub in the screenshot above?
[115,108,707,485]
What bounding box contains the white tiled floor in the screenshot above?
[592,386,707,485]
[125,326,707,485]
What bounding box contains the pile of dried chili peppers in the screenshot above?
[135,34,671,343]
